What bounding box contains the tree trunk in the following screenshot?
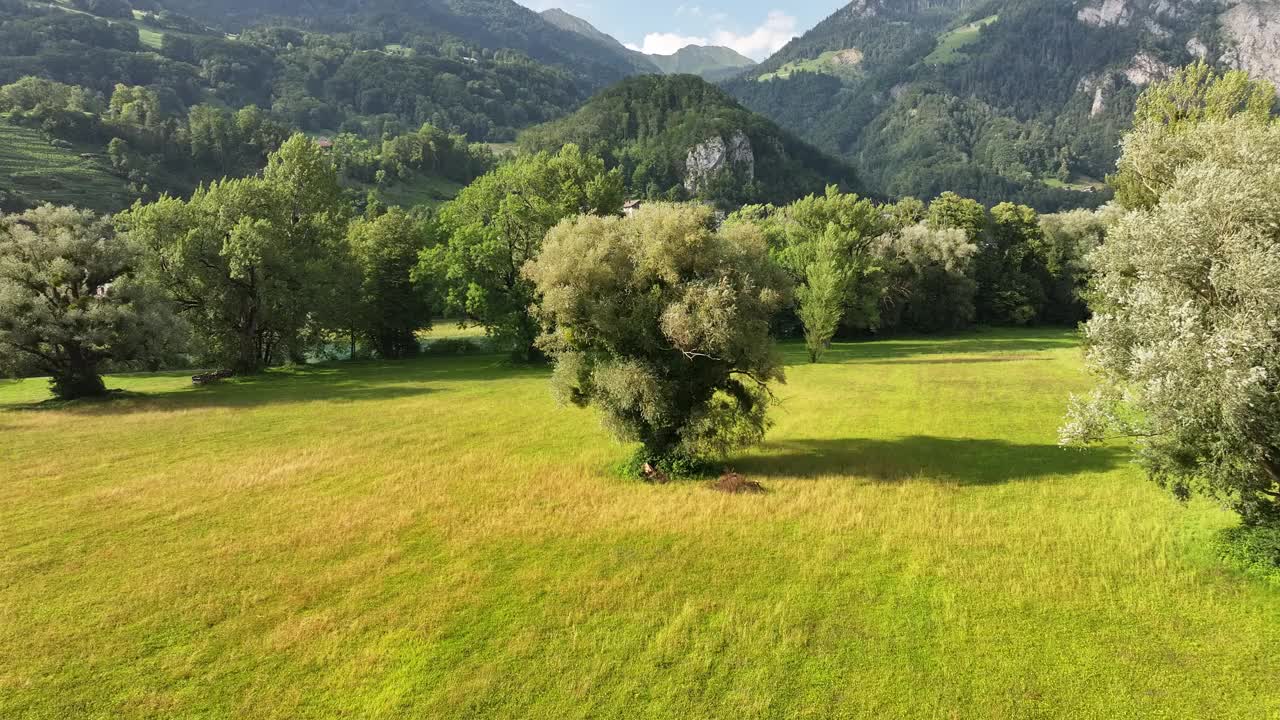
[233,317,261,374]
[51,347,107,399]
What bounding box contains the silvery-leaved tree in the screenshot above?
[0,205,178,399]
[525,203,790,472]
[1062,64,1280,528]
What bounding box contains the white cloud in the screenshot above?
[710,11,798,60]
[627,10,798,61]
[630,32,711,56]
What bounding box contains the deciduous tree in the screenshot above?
[1063,108,1280,530]
[346,207,436,358]
[121,135,350,373]
[525,203,789,470]
[0,205,177,398]
[418,144,623,361]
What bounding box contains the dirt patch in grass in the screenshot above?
[712,471,765,494]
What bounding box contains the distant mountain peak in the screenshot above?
[541,8,757,80]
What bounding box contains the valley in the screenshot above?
[2,0,1280,716]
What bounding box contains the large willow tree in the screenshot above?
[526,203,790,471]
[1063,65,1280,532]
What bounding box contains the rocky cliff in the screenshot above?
[684,132,755,194]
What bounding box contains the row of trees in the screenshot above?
[726,188,1112,362]
[0,136,437,391]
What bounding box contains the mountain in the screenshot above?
[539,8,757,81]
[150,0,643,88]
[647,45,757,81]
[518,74,858,208]
[539,7,661,73]
[724,0,1277,210]
[0,0,586,142]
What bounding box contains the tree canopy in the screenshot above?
[417,144,623,360]
[1064,70,1280,530]
[120,135,351,372]
[0,204,176,398]
[526,202,790,471]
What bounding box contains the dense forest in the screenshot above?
[0,0,586,141]
[519,75,859,208]
[144,0,643,87]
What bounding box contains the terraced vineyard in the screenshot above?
[0,122,132,212]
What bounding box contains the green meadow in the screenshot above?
[925,15,999,66]
[2,329,1277,718]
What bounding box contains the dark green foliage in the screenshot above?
[142,0,641,89]
[346,207,437,359]
[616,446,713,481]
[519,75,859,207]
[0,71,494,211]
[877,223,978,333]
[0,0,589,149]
[122,136,352,373]
[417,144,624,361]
[1214,525,1280,585]
[0,205,177,398]
[975,202,1050,326]
[421,336,489,356]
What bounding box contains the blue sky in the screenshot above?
[516,1,839,61]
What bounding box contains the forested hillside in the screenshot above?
[147,0,643,88]
[0,0,585,140]
[724,0,1262,209]
[0,0,588,210]
[519,75,857,208]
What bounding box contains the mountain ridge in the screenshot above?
[539,8,756,81]
[723,0,1279,209]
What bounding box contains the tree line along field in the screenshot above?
[2,329,1277,718]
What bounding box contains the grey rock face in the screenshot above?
[684,131,755,194]
[1220,1,1280,87]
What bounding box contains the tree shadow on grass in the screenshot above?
[734,436,1126,485]
[779,329,1081,367]
[2,354,551,414]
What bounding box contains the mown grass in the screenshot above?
[925,14,999,65]
[0,121,131,211]
[2,329,1277,718]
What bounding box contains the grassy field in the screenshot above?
[758,48,864,82]
[925,15,999,65]
[1042,175,1107,192]
[2,329,1278,718]
[0,121,132,212]
[348,175,465,210]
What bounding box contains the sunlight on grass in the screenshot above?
[1,329,1276,717]
[925,14,999,65]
